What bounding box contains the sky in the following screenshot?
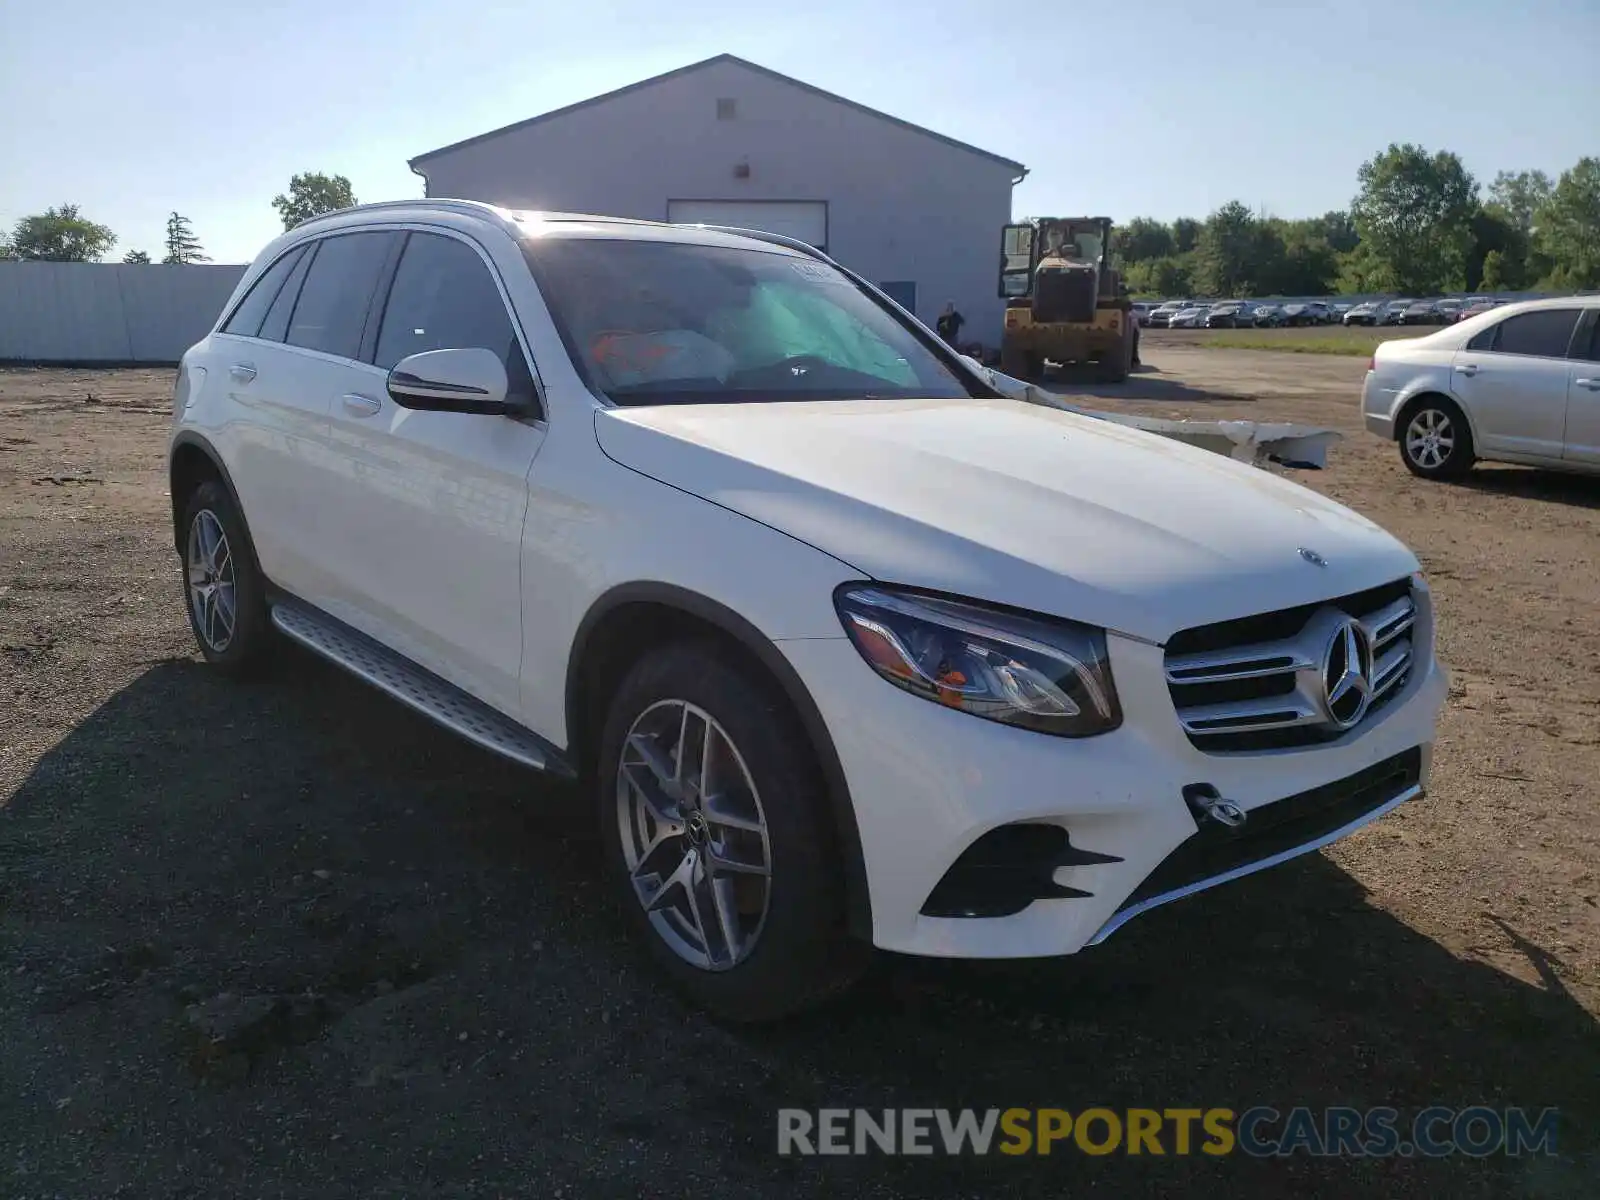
[2,0,1595,265]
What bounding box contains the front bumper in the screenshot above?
[780,626,1446,958]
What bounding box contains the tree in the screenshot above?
[123,249,152,264]
[1192,201,1266,297]
[1125,254,1193,298]
[8,204,116,262]
[1480,250,1507,292]
[1533,157,1600,290]
[1114,217,1175,264]
[1260,218,1338,296]
[1314,210,1359,255]
[1350,144,1478,295]
[272,172,357,230]
[1335,243,1394,294]
[1466,206,1521,291]
[1172,217,1201,254]
[162,212,209,264]
[1488,170,1554,237]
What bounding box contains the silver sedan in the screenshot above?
[1361,297,1600,478]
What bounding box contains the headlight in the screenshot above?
[834,586,1121,737]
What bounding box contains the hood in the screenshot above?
[594,398,1419,643]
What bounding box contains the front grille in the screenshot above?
[1166,578,1417,753]
[1117,748,1422,911]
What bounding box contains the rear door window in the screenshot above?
[221,246,305,338]
[284,232,397,360]
[1486,309,1582,359]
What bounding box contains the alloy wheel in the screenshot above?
[186,509,237,652]
[615,699,772,971]
[1405,408,1455,470]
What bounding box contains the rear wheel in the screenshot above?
[597,641,865,1022]
[180,480,273,675]
[1399,398,1475,479]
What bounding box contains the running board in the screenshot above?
[270,602,574,777]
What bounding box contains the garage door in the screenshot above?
[666,200,827,251]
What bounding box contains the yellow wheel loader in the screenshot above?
[997,217,1139,383]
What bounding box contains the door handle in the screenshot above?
[341,393,382,417]
[1576,378,1600,391]
[1455,363,1478,377]
[229,362,257,383]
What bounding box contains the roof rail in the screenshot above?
[290,198,520,233]
[695,225,834,263]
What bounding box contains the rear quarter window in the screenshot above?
[1485,309,1582,359]
[221,246,305,338]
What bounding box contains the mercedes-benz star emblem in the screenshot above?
[1298,547,1328,567]
[1320,618,1374,729]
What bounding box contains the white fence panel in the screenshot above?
[0,262,247,364]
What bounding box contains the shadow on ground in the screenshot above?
[1035,364,1257,407]
[1452,466,1600,511]
[2,652,1596,1198]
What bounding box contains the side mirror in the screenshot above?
[386,348,520,416]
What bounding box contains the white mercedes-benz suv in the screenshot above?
[170,201,1446,1020]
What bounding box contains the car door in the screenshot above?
[1450,306,1583,461]
[316,228,547,717]
[245,229,403,612]
[207,243,337,594]
[1564,309,1600,467]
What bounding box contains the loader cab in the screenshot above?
[999,217,1114,325]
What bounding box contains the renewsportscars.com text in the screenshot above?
[776,1106,1559,1158]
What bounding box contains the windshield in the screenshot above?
[524,237,981,406]
[1038,221,1104,264]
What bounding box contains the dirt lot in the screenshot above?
[2,347,1597,1198]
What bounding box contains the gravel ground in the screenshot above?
[2,346,1597,1198]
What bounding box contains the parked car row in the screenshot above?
[1347,297,1513,327]
[1137,296,1520,331]
[1142,300,1352,329]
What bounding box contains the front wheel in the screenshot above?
[597,642,865,1022]
[1097,326,1135,382]
[999,343,1029,379]
[1399,399,1475,479]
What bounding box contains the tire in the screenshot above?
[179,479,273,676]
[999,343,1028,379]
[596,641,866,1022]
[1398,397,1475,479]
[1130,325,1142,368]
[1097,325,1134,383]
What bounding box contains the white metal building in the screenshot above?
[409,55,1027,344]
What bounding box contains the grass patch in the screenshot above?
[1181,328,1427,357]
